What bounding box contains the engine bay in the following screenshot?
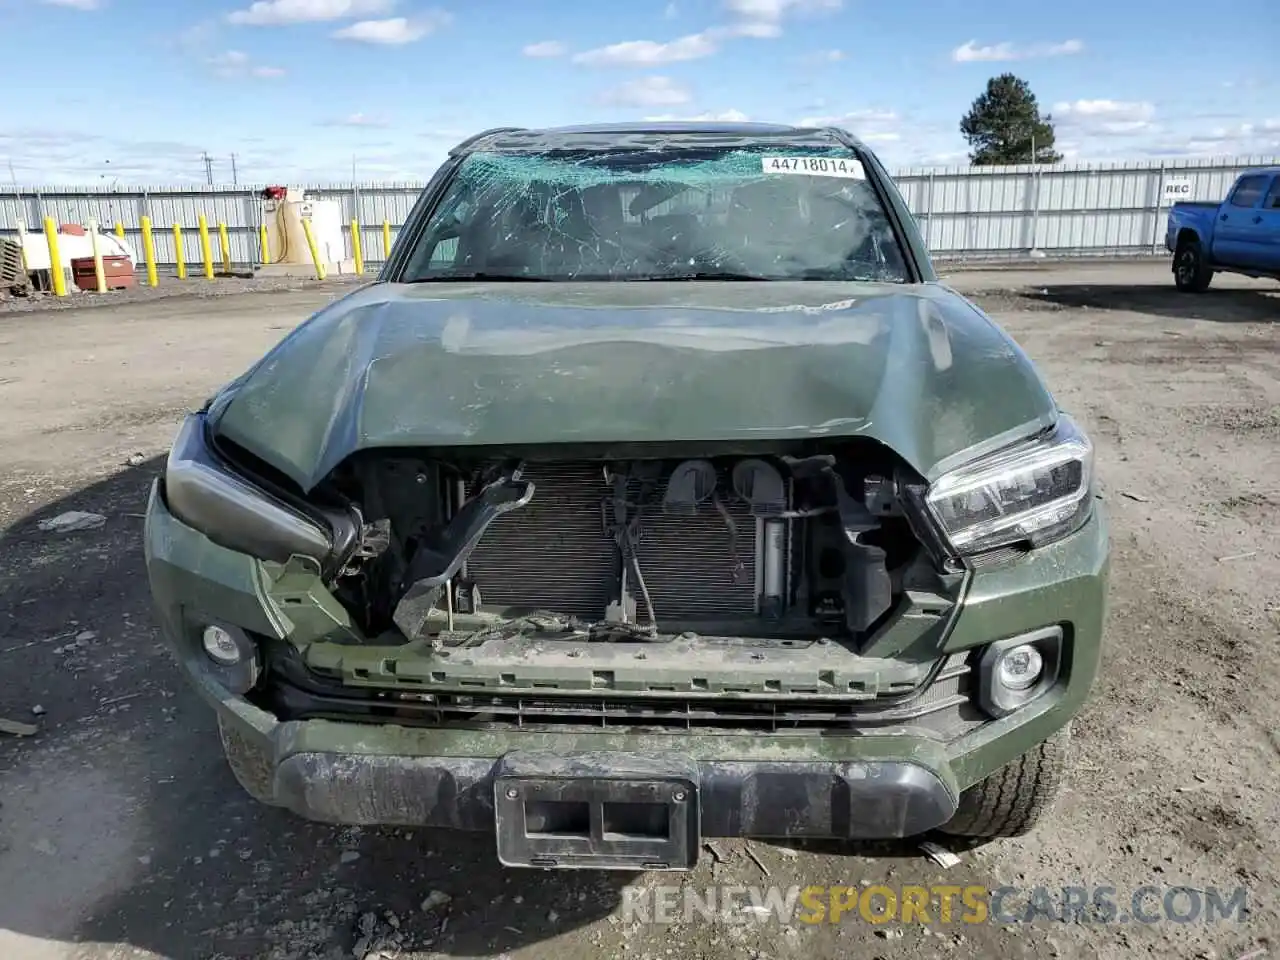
[321,443,938,650]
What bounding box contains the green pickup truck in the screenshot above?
[144,122,1109,871]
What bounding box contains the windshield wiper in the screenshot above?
[405,272,548,282]
[630,271,774,282]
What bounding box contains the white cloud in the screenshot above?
[210,50,250,67]
[0,124,471,185]
[600,75,692,107]
[1052,99,1156,136]
[332,13,449,43]
[1053,99,1154,119]
[573,32,718,66]
[321,112,390,127]
[951,38,1083,63]
[721,20,781,37]
[522,40,567,58]
[41,0,101,9]
[795,108,901,150]
[207,49,286,79]
[572,0,835,70]
[722,0,840,37]
[723,0,840,17]
[798,108,898,126]
[228,0,393,26]
[644,109,752,122]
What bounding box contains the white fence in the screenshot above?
[1,156,1275,269]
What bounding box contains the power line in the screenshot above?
[230,153,239,186]
[200,151,214,185]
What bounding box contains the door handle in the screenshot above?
[1220,214,1228,221]
[1253,216,1263,224]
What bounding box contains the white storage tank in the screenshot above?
[260,188,348,273]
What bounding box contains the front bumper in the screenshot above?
[145,479,1109,845]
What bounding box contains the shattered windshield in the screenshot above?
[401,146,910,282]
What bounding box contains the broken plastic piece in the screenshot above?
[392,465,534,644]
[919,840,961,868]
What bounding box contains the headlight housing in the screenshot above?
[164,414,333,564]
[925,415,1094,557]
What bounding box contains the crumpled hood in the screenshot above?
[210,281,1057,492]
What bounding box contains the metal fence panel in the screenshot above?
[2,155,1277,266]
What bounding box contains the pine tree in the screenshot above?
[960,74,1062,165]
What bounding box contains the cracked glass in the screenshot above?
[401,146,910,283]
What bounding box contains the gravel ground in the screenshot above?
[0,273,365,314]
[1,261,1277,960]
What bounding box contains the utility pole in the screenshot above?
[7,158,21,213]
[201,152,214,185]
[230,153,239,186]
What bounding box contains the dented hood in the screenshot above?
[210,281,1057,493]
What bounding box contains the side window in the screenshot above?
[404,193,473,274]
[1229,176,1267,208]
[1265,177,1280,210]
[427,236,460,266]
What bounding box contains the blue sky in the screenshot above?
[2,0,1276,184]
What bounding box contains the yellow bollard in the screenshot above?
[382,220,391,261]
[259,222,270,265]
[173,224,187,280]
[197,214,214,281]
[350,219,364,276]
[218,222,231,275]
[42,217,67,296]
[87,218,108,294]
[301,217,326,280]
[114,221,125,241]
[140,216,158,287]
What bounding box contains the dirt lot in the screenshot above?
[1,261,1277,960]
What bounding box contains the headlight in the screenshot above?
[164,414,331,563]
[925,415,1094,557]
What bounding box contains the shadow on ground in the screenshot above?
[1023,283,1280,323]
[0,460,936,960]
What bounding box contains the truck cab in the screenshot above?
[1166,167,1280,291]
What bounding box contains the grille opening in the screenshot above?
[525,800,589,837]
[324,446,939,646]
[603,802,670,840]
[256,647,981,737]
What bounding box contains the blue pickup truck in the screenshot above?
[1165,167,1280,291]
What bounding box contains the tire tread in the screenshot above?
[940,724,1071,838]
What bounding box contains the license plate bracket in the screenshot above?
[494,753,699,870]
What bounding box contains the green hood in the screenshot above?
[210,281,1056,493]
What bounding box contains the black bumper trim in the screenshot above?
[273,750,957,840]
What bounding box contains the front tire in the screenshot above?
[1174,239,1213,292]
[938,724,1072,839]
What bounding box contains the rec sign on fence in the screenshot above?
[1162,178,1194,201]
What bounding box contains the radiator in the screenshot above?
[464,461,761,622]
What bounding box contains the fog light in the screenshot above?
[996,644,1043,691]
[202,625,242,666]
[976,626,1063,718]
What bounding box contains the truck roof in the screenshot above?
[448,122,866,156]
